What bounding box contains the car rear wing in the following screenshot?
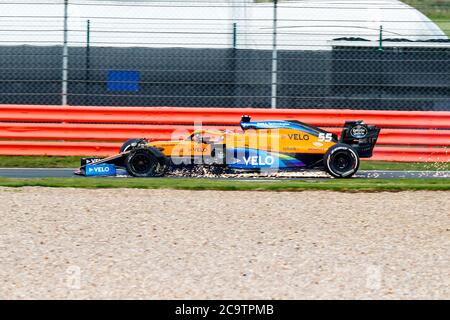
[340,121,381,158]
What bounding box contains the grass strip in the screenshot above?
[0,156,81,168]
[0,177,448,192]
[359,161,450,171]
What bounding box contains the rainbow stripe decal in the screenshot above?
[226,148,304,169]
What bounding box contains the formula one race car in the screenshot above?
[76,116,380,178]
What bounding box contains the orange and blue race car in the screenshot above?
[76,115,380,178]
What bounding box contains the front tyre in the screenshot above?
[323,144,359,178]
[125,149,166,177]
[120,138,145,153]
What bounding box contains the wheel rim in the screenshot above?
[331,151,354,173]
[131,154,154,174]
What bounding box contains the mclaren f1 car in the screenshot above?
[76,116,380,178]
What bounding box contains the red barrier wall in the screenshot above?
[0,105,449,162]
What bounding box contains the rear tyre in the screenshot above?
[125,149,167,177]
[323,144,359,178]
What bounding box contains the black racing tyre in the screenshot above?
[125,149,166,177]
[323,144,359,178]
[120,138,143,153]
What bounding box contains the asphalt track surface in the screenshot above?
[0,168,449,179]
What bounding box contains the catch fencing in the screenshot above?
[0,0,449,111]
[0,104,449,162]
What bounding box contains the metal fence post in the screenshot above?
[271,0,278,109]
[85,19,91,105]
[61,0,69,105]
[378,25,384,52]
[232,22,237,49]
